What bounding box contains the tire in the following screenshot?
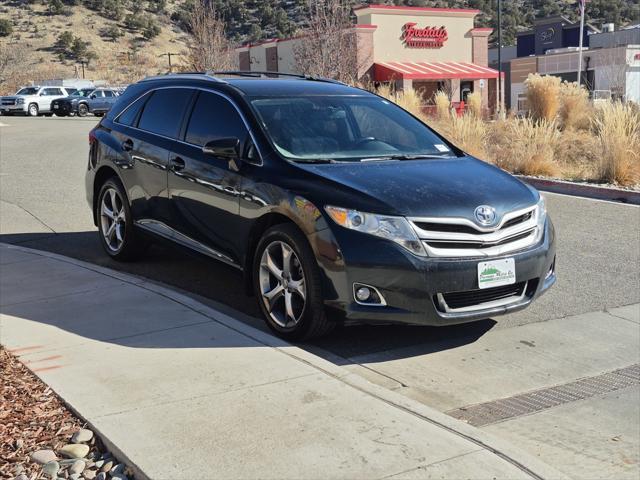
[253,224,334,340]
[95,177,146,261]
[27,103,39,117]
[94,112,104,117]
[77,103,88,117]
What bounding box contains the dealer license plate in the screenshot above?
[53,105,58,109]
[478,258,516,289]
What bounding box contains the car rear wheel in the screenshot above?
[96,177,146,261]
[28,103,39,117]
[254,224,334,340]
[77,103,88,117]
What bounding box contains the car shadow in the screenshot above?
[0,231,496,364]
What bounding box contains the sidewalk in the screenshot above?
[0,243,568,480]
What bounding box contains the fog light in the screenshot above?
[356,287,371,302]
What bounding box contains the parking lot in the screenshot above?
[1,116,639,478]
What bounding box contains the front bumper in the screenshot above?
[51,101,74,115]
[310,219,556,326]
[1,104,27,114]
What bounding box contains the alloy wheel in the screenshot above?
[28,104,38,116]
[259,241,307,328]
[100,188,126,252]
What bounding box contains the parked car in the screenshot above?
[87,88,120,116]
[1,86,71,116]
[51,88,96,117]
[85,72,556,340]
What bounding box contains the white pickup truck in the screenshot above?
[0,86,71,116]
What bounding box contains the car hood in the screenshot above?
[297,156,538,220]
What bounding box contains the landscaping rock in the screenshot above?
[69,460,85,475]
[71,429,94,444]
[96,473,106,480]
[14,474,28,480]
[111,475,128,480]
[84,470,97,480]
[59,444,90,459]
[109,464,124,476]
[99,461,112,473]
[69,474,80,480]
[31,449,58,465]
[43,461,60,478]
[93,460,104,469]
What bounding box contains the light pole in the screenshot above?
[160,52,179,73]
[497,0,502,115]
[577,0,586,86]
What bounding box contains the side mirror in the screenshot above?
[90,94,96,99]
[202,138,240,159]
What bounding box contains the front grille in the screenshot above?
[409,205,539,258]
[1,99,16,106]
[436,281,527,311]
[415,211,533,235]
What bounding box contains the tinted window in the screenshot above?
[43,88,63,96]
[138,89,194,138]
[116,93,149,127]
[104,90,115,97]
[185,91,247,146]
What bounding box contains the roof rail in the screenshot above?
[210,70,347,85]
[140,72,227,83]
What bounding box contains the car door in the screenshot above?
[167,89,253,264]
[102,90,117,111]
[112,87,195,225]
[88,90,104,111]
[38,88,61,111]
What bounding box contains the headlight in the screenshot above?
[534,195,547,242]
[16,98,25,104]
[325,206,427,257]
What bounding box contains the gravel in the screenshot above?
[0,347,135,479]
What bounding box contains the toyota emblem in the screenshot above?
[474,205,497,226]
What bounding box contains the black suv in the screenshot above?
[86,72,556,340]
[51,88,95,117]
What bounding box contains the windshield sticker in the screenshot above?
[434,144,450,152]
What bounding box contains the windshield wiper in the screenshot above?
[293,158,339,164]
[360,154,454,162]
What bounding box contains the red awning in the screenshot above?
[375,61,500,81]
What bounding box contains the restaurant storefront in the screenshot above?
[237,4,503,112]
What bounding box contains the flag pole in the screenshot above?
[577,0,585,86]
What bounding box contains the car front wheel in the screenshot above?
[254,224,334,340]
[77,103,88,117]
[28,103,39,116]
[96,177,145,261]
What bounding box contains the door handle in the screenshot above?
[122,139,134,152]
[169,156,185,172]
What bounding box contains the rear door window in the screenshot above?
[138,88,194,139]
[185,91,247,146]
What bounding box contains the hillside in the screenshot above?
[1,0,638,95]
[0,0,190,94]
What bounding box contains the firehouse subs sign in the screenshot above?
[401,23,448,48]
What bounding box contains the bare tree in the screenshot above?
[293,0,366,83]
[184,0,236,72]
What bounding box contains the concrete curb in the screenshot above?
[517,175,640,205]
[2,243,570,480]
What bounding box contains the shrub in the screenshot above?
[553,128,601,180]
[48,0,65,15]
[524,73,561,122]
[466,91,482,118]
[489,118,560,177]
[437,113,488,159]
[0,19,13,37]
[142,18,161,40]
[55,30,74,51]
[434,90,450,121]
[124,14,145,31]
[104,25,123,42]
[593,101,640,186]
[559,81,592,130]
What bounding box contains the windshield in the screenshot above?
[250,95,454,162]
[71,89,95,97]
[16,87,39,96]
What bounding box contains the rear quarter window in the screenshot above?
[137,88,194,138]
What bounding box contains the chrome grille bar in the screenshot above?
[409,205,540,258]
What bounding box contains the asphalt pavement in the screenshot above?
[2,115,639,479]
